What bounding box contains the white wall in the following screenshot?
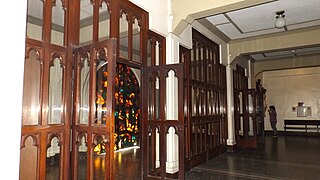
[263,67,320,131]
[130,0,168,36]
[0,1,27,179]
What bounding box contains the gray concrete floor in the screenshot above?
[186,136,320,180]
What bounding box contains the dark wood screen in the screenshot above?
[21,0,150,179]
[233,65,257,148]
[72,39,117,180]
[180,29,228,170]
[142,64,185,179]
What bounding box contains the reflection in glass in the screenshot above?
[95,59,107,125]
[22,49,41,125]
[46,137,60,180]
[51,0,64,46]
[93,135,106,179]
[48,57,63,124]
[98,2,110,41]
[26,0,43,41]
[80,0,93,45]
[78,135,87,179]
[132,18,141,62]
[79,57,90,124]
[119,11,128,59]
[20,136,38,180]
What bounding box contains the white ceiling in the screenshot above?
[206,0,320,39]
[205,0,320,60]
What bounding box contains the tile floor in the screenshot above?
[185,136,320,180]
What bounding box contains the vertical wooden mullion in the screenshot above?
[87,132,93,180]
[105,39,117,180]
[160,125,166,178]
[160,37,166,65]
[89,49,96,127]
[42,49,51,126]
[63,47,73,179]
[187,51,191,159]
[159,70,166,121]
[71,130,78,180]
[43,0,52,43]
[160,70,166,178]
[92,0,99,43]
[142,67,148,179]
[39,132,47,179]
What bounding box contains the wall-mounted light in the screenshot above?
[274,10,286,28]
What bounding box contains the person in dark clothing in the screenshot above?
[268,105,277,137]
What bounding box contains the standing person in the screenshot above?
[268,105,278,137]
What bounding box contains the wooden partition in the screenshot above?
[21,0,159,179]
[233,65,258,148]
[180,29,228,170]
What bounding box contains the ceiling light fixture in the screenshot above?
[274,10,286,28]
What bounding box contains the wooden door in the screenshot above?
[72,39,117,180]
[142,64,185,179]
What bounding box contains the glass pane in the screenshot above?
[48,57,63,124]
[166,126,179,178]
[95,59,107,125]
[78,135,87,179]
[191,49,194,79]
[148,127,160,176]
[166,70,178,120]
[249,116,254,136]
[93,134,106,179]
[147,39,152,66]
[147,74,154,120]
[20,136,38,180]
[80,0,93,45]
[155,41,160,66]
[191,86,196,116]
[155,76,160,119]
[239,92,243,114]
[119,11,128,59]
[27,0,43,41]
[46,137,60,180]
[207,91,211,115]
[115,64,141,150]
[132,18,141,62]
[148,73,160,120]
[248,94,253,114]
[239,116,244,136]
[22,49,41,125]
[98,2,110,41]
[51,0,64,46]
[79,56,90,125]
